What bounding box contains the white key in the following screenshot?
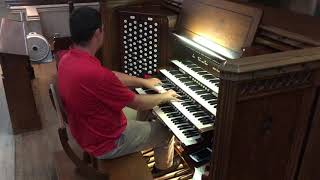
[171,60,219,95]
[153,106,201,146]
[138,85,214,132]
[172,101,214,132]
[135,88,201,146]
[160,69,217,116]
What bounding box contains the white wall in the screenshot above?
[10,3,99,41]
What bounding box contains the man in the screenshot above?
[57,7,180,177]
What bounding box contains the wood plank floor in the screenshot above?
[0,64,15,180]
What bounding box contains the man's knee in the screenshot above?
[137,110,154,121]
[151,121,173,144]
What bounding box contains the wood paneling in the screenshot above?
[229,1,320,40]
[1,54,41,134]
[0,19,40,134]
[211,46,320,180]
[297,88,320,180]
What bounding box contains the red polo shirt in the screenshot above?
[57,49,135,156]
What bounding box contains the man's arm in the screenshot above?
[128,90,179,111]
[113,71,145,87]
[113,71,162,90]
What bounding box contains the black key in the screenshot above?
[208,102,217,105]
[202,96,213,101]
[161,107,175,112]
[178,124,193,130]
[169,70,181,74]
[197,71,208,75]
[162,109,175,113]
[171,118,185,123]
[201,94,216,100]
[182,102,194,106]
[187,108,202,112]
[193,112,207,117]
[186,64,198,68]
[209,79,219,83]
[179,78,191,83]
[175,74,186,78]
[191,68,203,72]
[183,130,199,137]
[203,74,215,79]
[172,120,186,125]
[202,120,214,125]
[185,105,199,109]
[186,134,198,138]
[186,106,202,110]
[159,103,171,108]
[183,61,194,65]
[185,81,197,86]
[208,100,218,104]
[167,113,180,118]
[198,117,213,123]
[186,108,202,112]
[179,96,190,101]
[189,86,203,91]
[185,132,198,137]
[196,90,208,95]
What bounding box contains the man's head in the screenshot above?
[69,7,104,49]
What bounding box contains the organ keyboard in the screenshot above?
[137,86,203,146]
[171,60,220,95]
[136,59,218,146]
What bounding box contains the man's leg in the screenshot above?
[136,110,175,169]
[97,119,175,169]
[136,110,154,122]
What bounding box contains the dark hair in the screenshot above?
[69,7,102,46]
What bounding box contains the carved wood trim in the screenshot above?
[238,71,312,98]
[220,47,320,74]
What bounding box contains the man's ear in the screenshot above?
[94,28,101,39]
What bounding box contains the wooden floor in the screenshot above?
[0,4,15,180]
[0,64,15,180]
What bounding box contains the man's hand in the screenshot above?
[143,78,163,92]
[162,89,180,103]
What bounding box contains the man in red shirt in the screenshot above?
[58,7,179,177]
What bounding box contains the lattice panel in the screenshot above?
[119,12,168,77]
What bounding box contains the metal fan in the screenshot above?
[26,32,53,63]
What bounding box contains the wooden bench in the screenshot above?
[49,83,153,180]
[54,151,153,180]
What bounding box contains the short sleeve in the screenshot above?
[56,50,68,68]
[95,69,135,111]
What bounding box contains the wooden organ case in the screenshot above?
[101,0,320,179]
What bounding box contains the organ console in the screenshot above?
[100,0,320,179]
